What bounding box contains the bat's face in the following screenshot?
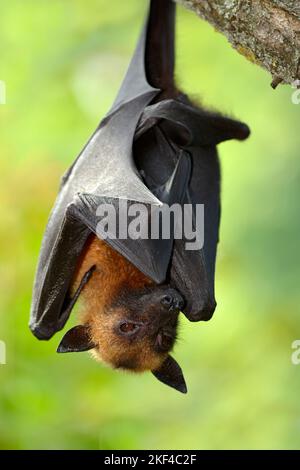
[89,285,183,372]
[58,285,186,392]
[57,235,187,392]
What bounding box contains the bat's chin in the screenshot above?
[91,344,165,373]
[89,347,101,363]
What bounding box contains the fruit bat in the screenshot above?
[30,0,250,393]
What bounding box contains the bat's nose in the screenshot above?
[160,289,184,311]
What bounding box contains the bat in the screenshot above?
[63,234,185,392]
[30,0,250,393]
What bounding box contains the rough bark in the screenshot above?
[175,0,300,87]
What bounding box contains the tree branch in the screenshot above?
[175,0,300,87]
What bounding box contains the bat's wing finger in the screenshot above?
[30,205,91,340]
[137,98,250,147]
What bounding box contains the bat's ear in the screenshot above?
[152,355,187,394]
[57,325,96,353]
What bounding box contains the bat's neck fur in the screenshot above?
[71,235,166,372]
[72,235,152,312]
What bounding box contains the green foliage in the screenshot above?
[0,0,299,450]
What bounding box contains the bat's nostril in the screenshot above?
[161,294,173,307]
[161,290,184,311]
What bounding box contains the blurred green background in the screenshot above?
[0,0,300,450]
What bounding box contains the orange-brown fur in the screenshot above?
[71,234,166,372]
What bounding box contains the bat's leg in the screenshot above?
[137,98,250,147]
[145,0,177,98]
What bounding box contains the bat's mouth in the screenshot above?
[155,328,177,352]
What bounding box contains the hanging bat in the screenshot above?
[30,0,250,393]
[64,234,185,391]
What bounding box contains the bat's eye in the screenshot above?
[118,321,140,336]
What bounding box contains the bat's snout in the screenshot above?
[160,289,184,311]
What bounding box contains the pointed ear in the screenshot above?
[57,325,96,353]
[152,355,187,394]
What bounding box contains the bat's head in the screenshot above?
[102,285,183,361]
[58,283,187,393]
